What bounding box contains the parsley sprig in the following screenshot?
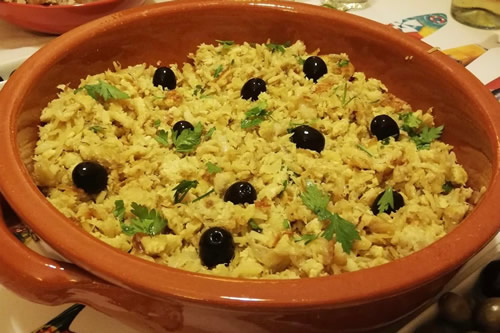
[411,125,444,150]
[76,80,129,102]
[154,129,169,147]
[299,182,360,252]
[248,219,263,233]
[172,122,203,153]
[442,181,454,194]
[89,125,105,133]
[241,101,271,129]
[376,187,394,214]
[173,180,199,204]
[399,113,444,150]
[118,201,168,236]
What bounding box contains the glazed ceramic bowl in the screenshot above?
[0,0,146,35]
[1,1,500,332]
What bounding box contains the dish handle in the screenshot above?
[0,198,103,305]
[0,198,185,332]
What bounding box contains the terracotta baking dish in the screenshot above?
[0,1,500,332]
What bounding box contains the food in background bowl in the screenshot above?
[2,0,99,5]
[32,40,478,279]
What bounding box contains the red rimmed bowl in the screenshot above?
[0,0,146,34]
[0,1,500,332]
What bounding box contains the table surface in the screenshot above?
[0,0,499,332]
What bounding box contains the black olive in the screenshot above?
[224,182,257,205]
[172,120,194,138]
[371,189,404,215]
[438,292,472,324]
[241,78,266,101]
[303,56,327,83]
[370,115,400,141]
[475,298,500,331]
[290,125,325,153]
[479,260,500,298]
[153,67,176,90]
[199,227,235,268]
[0,76,4,82]
[72,161,108,194]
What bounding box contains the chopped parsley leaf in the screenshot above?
[172,122,203,153]
[89,125,105,133]
[442,181,454,194]
[283,219,291,229]
[278,179,288,197]
[356,144,375,157]
[76,80,129,102]
[172,180,199,204]
[295,233,319,245]
[214,65,224,78]
[296,56,305,65]
[120,202,168,236]
[216,40,235,48]
[206,162,223,174]
[154,129,169,147]
[399,113,422,137]
[338,59,350,67]
[153,119,161,128]
[113,200,125,222]
[300,181,360,252]
[377,187,394,214]
[205,127,216,139]
[265,41,291,54]
[192,188,215,203]
[248,219,263,233]
[241,101,271,129]
[193,85,205,96]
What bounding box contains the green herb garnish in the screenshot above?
[193,85,205,96]
[265,41,291,53]
[339,82,356,107]
[399,112,422,137]
[241,101,271,129]
[442,181,454,194]
[296,56,305,65]
[120,202,168,236]
[89,125,105,133]
[300,181,360,252]
[153,119,161,128]
[154,129,169,147]
[172,122,203,153]
[214,65,224,78]
[294,233,319,245]
[76,80,129,102]
[278,179,288,197]
[283,219,291,229]
[411,125,444,150]
[192,188,215,203]
[248,219,263,233]
[205,127,215,139]
[206,162,223,174]
[216,40,235,48]
[172,180,199,204]
[377,187,394,214]
[356,144,375,157]
[113,200,125,222]
[338,59,350,67]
